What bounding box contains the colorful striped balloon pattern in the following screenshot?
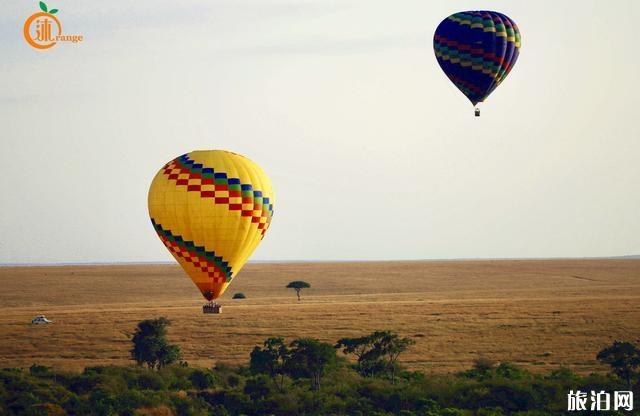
[434,11,521,106]
[148,150,274,301]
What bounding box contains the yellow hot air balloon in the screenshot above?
[148,150,274,312]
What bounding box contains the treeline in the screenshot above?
[1,318,639,415]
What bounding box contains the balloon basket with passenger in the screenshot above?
[202,301,222,314]
[202,291,222,314]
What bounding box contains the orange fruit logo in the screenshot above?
[23,2,83,50]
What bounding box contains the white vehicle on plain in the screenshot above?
[31,315,52,324]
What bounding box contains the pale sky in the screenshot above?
[1,0,639,264]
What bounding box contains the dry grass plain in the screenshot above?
[0,260,639,374]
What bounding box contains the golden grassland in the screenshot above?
[0,260,638,374]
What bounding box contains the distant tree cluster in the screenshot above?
[248,331,415,391]
[250,337,338,391]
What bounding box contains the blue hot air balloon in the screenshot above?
[434,11,521,116]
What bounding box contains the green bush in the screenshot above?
[135,372,167,391]
[0,362,636,416]
[189,369,216,390]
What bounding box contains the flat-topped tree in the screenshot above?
[336,330,415,382]
[286,281,310,301]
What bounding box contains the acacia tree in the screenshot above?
[288,338,337,390]
[130,317,181,370]
[597,341,640,388]
[369,330,415,384]
[336,335,379,377]
[286,281,310,301]
[336,331,415,384]
[249,337,290,391]
[338,331,415,383]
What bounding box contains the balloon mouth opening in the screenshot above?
[203,291,215,301]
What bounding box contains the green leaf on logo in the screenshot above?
[39,1,48,12]
[49,8,58,14]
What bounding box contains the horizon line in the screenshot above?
[1,255,639,268]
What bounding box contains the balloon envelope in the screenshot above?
[148,150,274,300]
[434,11,521,106]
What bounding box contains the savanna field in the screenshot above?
[0,259,639,374]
